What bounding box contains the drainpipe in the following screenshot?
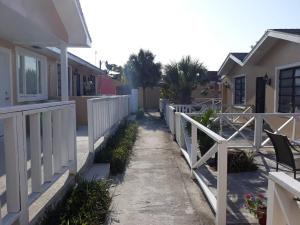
[60,44,69,101]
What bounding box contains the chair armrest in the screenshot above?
[290,140,300,153]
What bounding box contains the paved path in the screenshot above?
[110,113,214,225]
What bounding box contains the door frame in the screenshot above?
[0,46,13,106]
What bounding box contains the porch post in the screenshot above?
[60,44,68,101]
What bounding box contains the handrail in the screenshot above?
[181,113,226,143]
[0,101,74,114]
[267,172,300,225]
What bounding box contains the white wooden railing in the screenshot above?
[164,104,300,224]
[175,112,228,225]
[267,172,300,225]
[87,95,130,152]
[0,101,76,225]
[187,112,300,151]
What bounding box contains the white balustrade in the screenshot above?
[0,101,76,225]
[87,95,130,152]
[178,113,228,225]
[267,172,300,225]
[166,109,300,224]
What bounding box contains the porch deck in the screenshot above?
[194,148,299,224]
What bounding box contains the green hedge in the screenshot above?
[39,178,111,225]
[94,121,138,175]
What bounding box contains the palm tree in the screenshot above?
[163,56,207,104]
[124,49,162,109]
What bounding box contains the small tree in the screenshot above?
[124,49,162,109]
[163,56,207,104]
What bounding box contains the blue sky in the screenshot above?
[70,0,300,71]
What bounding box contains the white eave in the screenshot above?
[218,54,243,76]
[52,0,92,47]
[0,0,91,47]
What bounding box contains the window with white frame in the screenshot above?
[17,48,47,101]
[278,67,300,113]
[234,76,245,105]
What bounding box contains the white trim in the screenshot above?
[232,74,246,106]
[0,47,13,105]
[274,62,300,112]
[242,32,269,65]
[218,54,243,76]
[220,30,300,76]
[15,47,48,102]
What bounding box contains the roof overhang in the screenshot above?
[218,53,243,76]
[0,0,91,47]
[45,47,101,73]
[218,29,300,76]
[52,0,91,47]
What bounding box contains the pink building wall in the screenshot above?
[96,75,116,95]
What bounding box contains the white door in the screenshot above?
[0,47,12,136]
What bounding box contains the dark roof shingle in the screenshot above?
[271,29,300,35]
[231,52,248,61]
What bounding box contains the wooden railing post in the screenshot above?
[53,110,62,173]
[69,104,77,174]
[42,111,53,182]
[4,116,21,213]
[292,116,296,141]
[175,113,185,148]
[216,141,228,225]
[29,113,42,193]
[87,99,94,153]
[191,124,198,168]
[17,112,29,225]
[254,114,263,151]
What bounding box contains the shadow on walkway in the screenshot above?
[109,112,214,225]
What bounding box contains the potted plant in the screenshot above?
[244,193,267,225]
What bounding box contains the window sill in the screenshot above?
[233,105,246,110]
[18,95,48,103]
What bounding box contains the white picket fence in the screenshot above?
[87,95,130,152]
[0,101,76,225]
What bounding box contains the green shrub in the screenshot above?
[39,178,111,225]
[186,109,219,156]
[110,147,127,174]
[136,108,144,119]
[94,121,138,175]
[227,150,258,173]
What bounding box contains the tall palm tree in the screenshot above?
[163,56,207,104]
[124,49,162,109]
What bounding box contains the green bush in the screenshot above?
[94,121,138,175]
[227,150,258,173]
[39,178,111,225]
[186,109,219,156]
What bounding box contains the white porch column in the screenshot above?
[60,44,68,101]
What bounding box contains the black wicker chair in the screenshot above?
[265,130,300,179]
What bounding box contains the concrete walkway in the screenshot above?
[109,113,214,225]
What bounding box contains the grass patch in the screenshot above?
[38,177,111,225]
[94,121,138,175]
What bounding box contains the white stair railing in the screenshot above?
[267,172,300,225]
[0,101,76,225]
[87,95,130,152]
